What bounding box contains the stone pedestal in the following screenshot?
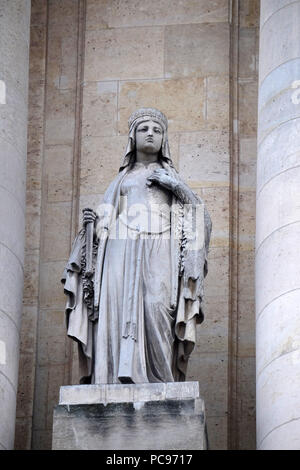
[52,382,206,450]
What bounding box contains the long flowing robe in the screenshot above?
[62,161,211,384]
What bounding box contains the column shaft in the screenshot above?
[256,0,300,450]
[0,0,31,449]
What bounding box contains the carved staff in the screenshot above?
[83,208,95,277]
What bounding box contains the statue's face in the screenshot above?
[135,120,163,155]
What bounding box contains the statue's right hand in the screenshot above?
[82,208,97,226]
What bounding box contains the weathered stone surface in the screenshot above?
[86,0,229,29]
[165,23,229,78]
[118,78,205,134]
[239,81,258,136]
[84,28,164,81]
[179,131,229,184]
[238,28,258,78]
[187,353,228,418]
[59,381,200,405]
[82,81,118,137]
[53,382,206,450]
[206,76,230,130]
[80,135,128,193]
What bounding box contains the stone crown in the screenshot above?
[128,108,168,129]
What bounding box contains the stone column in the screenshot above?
[0,0,31,450]
[256,0,300,450]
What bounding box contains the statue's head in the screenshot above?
[120,107,174,171]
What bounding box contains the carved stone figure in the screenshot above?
[62,108,212,384]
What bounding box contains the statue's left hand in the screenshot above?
[146,168,177,192]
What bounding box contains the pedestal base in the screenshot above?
[52,382,207,450]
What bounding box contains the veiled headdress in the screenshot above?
[119,107,175,171]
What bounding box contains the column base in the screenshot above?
[52,382,207,450]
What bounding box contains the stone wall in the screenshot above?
[15,0,259,450]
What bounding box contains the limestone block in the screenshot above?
[53,382,206,450]
[23,251,40,306]
[256,290,300,375]
[80,135,128,194]
[60,382,199,405]
[206,416,227,450]
[236,357,256,449]
[259,2,300,84]
[0,245,23,327]
[0,139,26,206]
[39,261,68,308]
[239,0,260,27]
[14,417,32,450]
[48,0,78,26]
[45,88,76,145]
[42,202,72,261]
[84,27,164,81]
[197,300,229,353]
[32,430,52,451]
[44,145,73,203]
[31,0,47,25]
[257,350,300,448]
[256,167,300,247]
[236,300,256,357]
[27,119,44,155]
[26,150,43,191]
[46,364,68,429]
[237,250,255,300]
[29,26,47,78]
[118,78,205,134]
[25,190,41,251]
[204,246,229,300]
[238,190,256,249]
[60,35,78,90]
[82,81,118,137]
[257,118,300,192]
[19,306,38,356]
[0,310,20,387]
[179,131,229,184]
[45,117,75,146]
[165,23,229,78]
[238,28,258,79]
[31,365,48,430]
[239,81,258,136]
[201,186,230,244]
[256,224,300,316]
[0,373,16,450]
[206,76,230,130]
[187,353,228,418]
[37,330,67,367]
[15,352,35,418]
[239,137,257,189]
[86,0,228,29]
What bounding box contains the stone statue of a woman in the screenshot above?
[62,108,212,385]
